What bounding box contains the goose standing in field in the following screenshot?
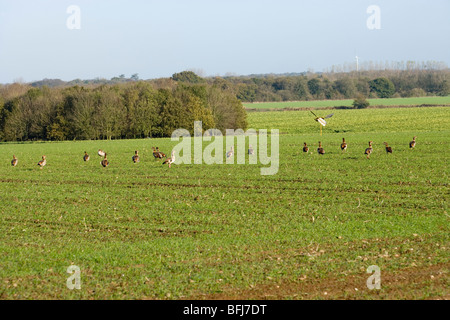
[152,147,159,160]
[98,149,105,157]
[162,151,175,168]
[340,138,347,152]
[132,150,140,163]
[11,155,18,167]
[317,141,325,155]
[409,136,417,149]
[37,155,47,169]
[365,141,373,159]
[156,147,166,158]
[248,144,254,155]
[303,142,309,153]
[226,146,234,159]
[83,151,90,161]
[101,153,109,167]
[152,147,165,160]
[384,142,393,154]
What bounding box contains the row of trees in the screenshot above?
[24,69,450,104]
[0,80,247,141]
[323,59,448,74]
[221,69,449,102]
[1,68,448,141]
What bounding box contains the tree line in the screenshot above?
[219,69,449,102]
[1,67,448,142]
[0,80,247,141]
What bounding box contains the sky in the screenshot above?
[0,0,449,83]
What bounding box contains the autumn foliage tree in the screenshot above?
[0,75,247,141]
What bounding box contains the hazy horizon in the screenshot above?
[1,0,449,84]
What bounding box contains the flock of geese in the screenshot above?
[303,136,417,159]
[9,137,417,168]
[10,146,176,169]
[92,147,176,168]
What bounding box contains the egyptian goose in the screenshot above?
[303,143,309,153]
[317,142,325,155]
[226,146,234,159]
[11,155,18,167]
[98,149,105,157]
[101,153,109,167]
[365,141,373,159]
[132,150,140,163]
[162,151,175,168]
[152,147,159,159]
[409,136,417,149]
[37,155,47,168]
[83,151,90,161]
[152,147,164,159]
[248,145,254,155]
[384,142,392,154]
[341,138,347,152]
[156,147,166,158]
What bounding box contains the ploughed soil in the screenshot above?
[188,263,449,300]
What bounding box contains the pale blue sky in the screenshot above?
[0,0,449,83]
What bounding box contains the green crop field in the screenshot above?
[0,106,449,300]
[243,96,450,110]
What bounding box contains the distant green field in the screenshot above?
[243,96,450,109]
[0,106,449,299]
